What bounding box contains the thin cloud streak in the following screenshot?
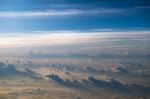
[0,8,125,17]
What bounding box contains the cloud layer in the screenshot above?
[0,30,149,48]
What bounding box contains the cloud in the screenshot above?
[0,30,149,48]
[86,76,150,93]
[45,74,83,89]
[0,63,42,79]
[46,74,150,93]
[0,8,125,18]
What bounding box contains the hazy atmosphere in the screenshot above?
[0,0,150,99]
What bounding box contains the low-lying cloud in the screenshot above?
[0,30,149,48]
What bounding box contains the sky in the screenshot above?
[0,0,149,33]
[0,0,150,48]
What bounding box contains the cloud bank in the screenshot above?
[0,30,149,48]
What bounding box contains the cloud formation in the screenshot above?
[0,30,149,48]
[0,8,125,18]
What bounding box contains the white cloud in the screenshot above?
[0,30,149,48]
[0,8,125,18]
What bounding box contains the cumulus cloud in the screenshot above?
[45,74,83,89]
[86,76,150,93]
[46,74,150,93]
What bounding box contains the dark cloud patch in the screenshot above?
[0,62,6,67]
[45,74,83,89]
[115,67,129,74]
[86,76,150,93]
[0,63,42,79]
[46,73,150,93]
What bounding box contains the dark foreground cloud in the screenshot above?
[0,63,42,79]
[45,74,84,89]
[86,76,150,93]
[46,74,150,93]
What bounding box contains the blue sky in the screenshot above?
[0,0,150,33]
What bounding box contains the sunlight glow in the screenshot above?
[0,31,149,48]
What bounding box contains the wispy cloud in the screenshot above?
[0,8,125,18]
